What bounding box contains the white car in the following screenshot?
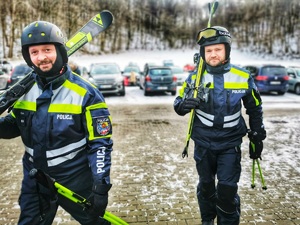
[0,60,13,73]
[170,66,189,86]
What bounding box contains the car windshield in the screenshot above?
[124,67,139,73]
[90,64,119,75]
[171,67,184,74]
[294,68,300,76]
[12,65,32,76]
[150,69,171,76]
[261,66,286,76]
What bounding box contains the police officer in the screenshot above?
[0,21,113,225]
[69,61,82,75]
[174,26,266,225]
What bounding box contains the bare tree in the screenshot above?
[0,0,299,59]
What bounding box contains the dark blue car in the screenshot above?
[140,65,177,96]
[243,64,289,95]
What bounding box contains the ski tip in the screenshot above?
[209,0,219,14]
[100,10,114,22]
[101,9,113,13]
[214,1,219,12]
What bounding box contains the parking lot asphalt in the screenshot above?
[0,96,299,225]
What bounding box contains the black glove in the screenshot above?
[248,128,266,142]
[176,97,201,116]
[87,183,112,217]
[249,140,263,160]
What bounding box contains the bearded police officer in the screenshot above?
[174,26,266,225]
[0,21,113,225]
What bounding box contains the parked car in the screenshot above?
[7,64,33,88]
[0,71,10,91]
[88,63,125,96]
[162,59,174,67]
[140,65,177,96]
[242,64,289,95]
[79,66,89,77]
[122,65,141,86]
[0,59,13,74]
[286,66,300,95]
[169,66,189,86]
[139,63,157,89]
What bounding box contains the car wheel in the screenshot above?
[171,91,176,96]
[119,84,126,96]
[277,91,285,95]
[144,89,149,96]
[295,84,300,95]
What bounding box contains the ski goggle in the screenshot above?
[196,27,231,45]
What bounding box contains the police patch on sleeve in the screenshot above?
[95,116,112,137]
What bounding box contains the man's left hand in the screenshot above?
[249,140,263,160]
[87,183,112,217]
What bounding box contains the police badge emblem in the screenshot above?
[96,117,111,136]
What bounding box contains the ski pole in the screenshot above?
[182,0,219,158]
[256,159,267,190]
[251,159,256,188]
[251,159,267,190]
[29,168,129,225]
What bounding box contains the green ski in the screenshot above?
[182,1,219,158]
[0,10,113,115]
[30,168,129,225]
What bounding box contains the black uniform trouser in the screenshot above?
[18,153,110,225]
[194,145,241,225]
[18,187,109,225]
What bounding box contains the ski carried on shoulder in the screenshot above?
[182,1,218,158]
[65,10,113,56]
[0,10,113,115]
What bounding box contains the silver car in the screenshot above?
[169,66,189,86]
[88,63,125,96]
[287,66,300,95]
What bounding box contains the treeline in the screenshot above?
[0,0,299,59]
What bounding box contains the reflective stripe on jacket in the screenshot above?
[10,67,113,184]
[178,64,263,150]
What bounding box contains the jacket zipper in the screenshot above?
[226,90,230,113]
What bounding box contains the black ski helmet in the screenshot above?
[21,21,68,67]
[197,26,232,61]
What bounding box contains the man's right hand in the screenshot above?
[176,97,201,116]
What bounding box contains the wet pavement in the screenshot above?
[0,102,299,225]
